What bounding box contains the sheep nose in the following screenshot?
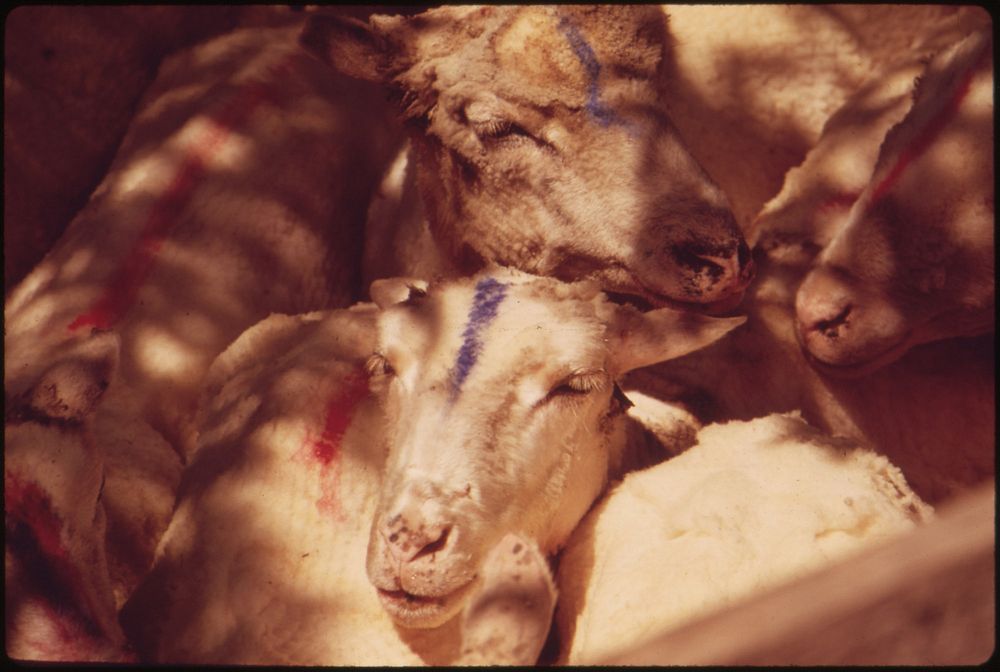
[379,507,454,565]
[670,238,754,297]
[795,266,855,353]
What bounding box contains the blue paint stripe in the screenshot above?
[557,17,614,126]
[450,278,509,402]
[557,16,620,128]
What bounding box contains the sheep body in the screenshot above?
[5,23,400,455]
[555,412,932,664]
[4,22,401,660]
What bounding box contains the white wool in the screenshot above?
[556,413,931,664]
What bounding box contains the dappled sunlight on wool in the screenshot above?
[5,259,59,316]
[13,285,99,336]
[137,82,215,126]
[197,394,262,453]
[154,240,255,319]
[204,129,253,169]
[131,322,198,382]
[269,368,329,409]
[58,248,97,285]
[278,96,348,135]
[171,310,225,351]
[827,149,878,185]
[113,153,175,199]
[377,146,411,201]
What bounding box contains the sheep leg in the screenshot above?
[456,533,557,666]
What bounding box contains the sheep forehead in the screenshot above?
[492,8,588,95]
[378,275,609,386]
[398,5,661,107]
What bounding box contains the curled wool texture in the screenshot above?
[556,412,931,664]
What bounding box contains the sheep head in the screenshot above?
[795,29,994,376]
[301,6,754,312]
[363,268,745,628]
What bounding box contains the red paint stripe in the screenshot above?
[309,369,370,465]
[4,473,110,647]
[297,367,371,518]
[68,55,297,332]
[870,48,988,203]
[5,473,70,565]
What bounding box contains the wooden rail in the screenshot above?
[601,480,995,666]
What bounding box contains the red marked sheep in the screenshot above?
[4,20,401,660]
[121,268,743,664]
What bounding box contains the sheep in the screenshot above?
[299,5,755,312]
[554,412,933,665]
[795,28,994,374]
[4,21,402,660]
[625,25,994,504]
[120,267,745,664]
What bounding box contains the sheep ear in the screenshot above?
[369,277,429,309]
[603,304,746,375]
[458,534,556,665]
[299,13,403,82]
[24,329,120,423]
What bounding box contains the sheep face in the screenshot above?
[363,270,745,628]
[795,29,994,376]
[301,5,754,312]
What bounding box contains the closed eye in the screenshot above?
[473,118,533,142]
[364,353,395,378]
[545,368,608,401]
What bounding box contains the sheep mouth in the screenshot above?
[605,264,753,316]
[796,329,917,379]
[376,580,477,628]
[607,286,748,317]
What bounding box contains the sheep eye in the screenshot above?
[365,353,395,378]
[547,369,607,399]
[473,118,532,142]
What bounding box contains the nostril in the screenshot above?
[812,304,853,338]
[672,243,727,277]
[736,239,751,269]
[411,525,452,563]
